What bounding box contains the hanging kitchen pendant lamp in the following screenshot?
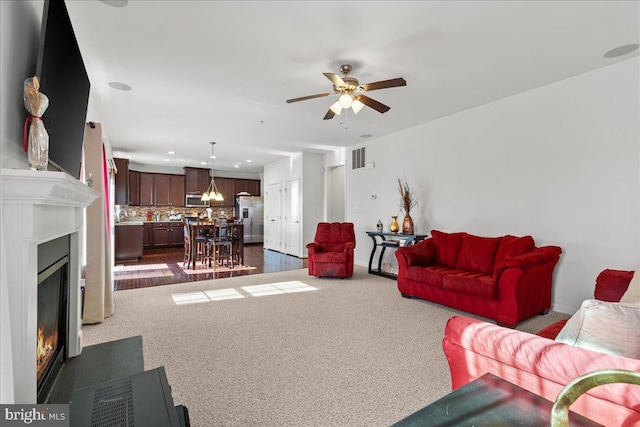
[201,141,224,202]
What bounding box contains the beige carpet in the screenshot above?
[82,266,568,426]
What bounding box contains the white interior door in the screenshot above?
[264,183,282,251]
[284,178,301,256]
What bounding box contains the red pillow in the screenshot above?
[456,234,502,274]
[493,235,535,279]
[431,230,465,268]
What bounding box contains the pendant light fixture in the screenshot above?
[201,142,224,202]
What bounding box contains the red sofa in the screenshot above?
[442,269,640,426]
[395,230,562,327]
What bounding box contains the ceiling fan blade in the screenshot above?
[358,95,391,114]
[360,77,407,92]
[286,92,331,103]
[323,109,336,120]
[323,72,346,88]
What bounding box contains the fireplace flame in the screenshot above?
[36,323,58,382]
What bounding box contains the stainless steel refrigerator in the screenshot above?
[236,196,264,243]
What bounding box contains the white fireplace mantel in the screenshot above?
[1,169,99,403]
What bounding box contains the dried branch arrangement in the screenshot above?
[398,177,417,215]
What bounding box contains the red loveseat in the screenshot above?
[442,269,639,426]
[395,230,562,327]
[306,222,355,278]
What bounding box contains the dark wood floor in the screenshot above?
[114,244,307,291]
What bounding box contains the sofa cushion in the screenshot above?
[455,234,502,274]
[403,240,436,266]
[555,299,640,359]
[493,235,535,279]
[595,269,634,302]
[405,265,466,288]
[493,235,535,268]
[442,272,497,299]
[620,265,640,303]
[313,252,347,263]
[431,230,465,268]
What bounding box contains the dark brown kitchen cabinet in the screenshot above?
[114,158,129,205]
[129,171,140,206]
[138,173,184,206]
[139,173,155,206]
[151,222,171,247]
[184,167,210,194]
[171,223,185,246]
[154,174,171,206]
[115,224,143,261]
[148,222,184,248]
[143,223,152,248]
[210,177,235,207]
[170,175,185,207]
[235,179,260,196]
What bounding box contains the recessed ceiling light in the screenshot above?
[99,0,128,7]
[168,151,175,155]
[108,82,132,91]
[360,134,373,138]
[163,159,170,162]
[234,164,240,168]
[200,162,207,165]
[604,44,639,58]
[246,159,252,163]
[210,155,217,159]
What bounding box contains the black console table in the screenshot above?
[392,373,599,427]
[366,231,428,279]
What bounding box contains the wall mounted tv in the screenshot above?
[36,0,90,180]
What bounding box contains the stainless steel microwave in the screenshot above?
[185,194,210,208]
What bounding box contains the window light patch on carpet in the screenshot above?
[204,289,245,301]
[114,263,174,280]
[172,289,245,305]
[242,281,317,297]
[171,281,317,305]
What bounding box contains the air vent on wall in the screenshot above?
[352,147,365,170]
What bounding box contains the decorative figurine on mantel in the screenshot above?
[376,219,383,232]
[398,177,417,234]
[23,76,49,170]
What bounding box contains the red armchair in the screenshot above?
[306,222,356,278]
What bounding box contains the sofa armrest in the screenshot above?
[493,246,562,327]
[502,245,562,269]
[442,316,640,426]
[344,241,355,251]
[306,242,321,254]
[396,239,436,268]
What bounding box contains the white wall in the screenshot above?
[1,0,44,170]
[348,58,640,314]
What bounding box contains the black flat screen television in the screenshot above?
[36,0,90,180]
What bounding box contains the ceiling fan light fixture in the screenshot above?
[329,101,342,115]
[352,98,365,114]
[339,93,354,108]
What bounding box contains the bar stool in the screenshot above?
[208,221,233,268]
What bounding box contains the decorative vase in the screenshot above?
[402,214,414,235]
[390,216,399,233]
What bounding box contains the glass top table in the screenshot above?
[392,373,600,427]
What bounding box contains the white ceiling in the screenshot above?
[64,1,639,175]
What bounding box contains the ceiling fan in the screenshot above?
[286,64,407,120]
